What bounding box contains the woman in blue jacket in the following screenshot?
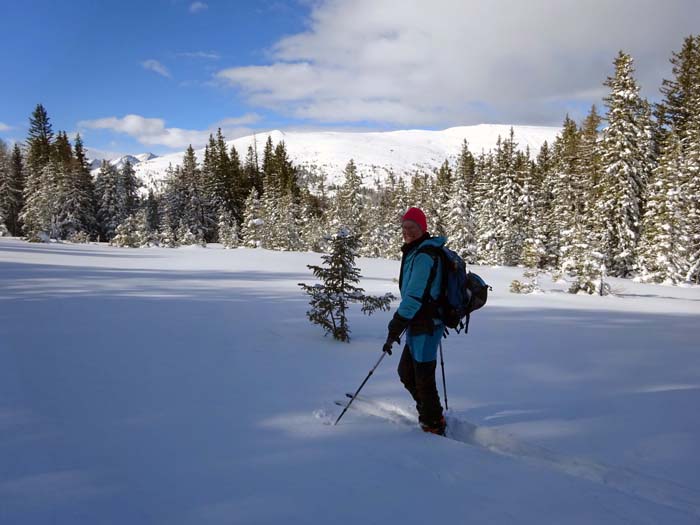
[383,207,446,435]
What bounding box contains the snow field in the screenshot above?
[1,238,699,524]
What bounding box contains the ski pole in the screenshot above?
[439,341,448,411]
[334,350,388,425]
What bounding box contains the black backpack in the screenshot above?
[419,245,491,334]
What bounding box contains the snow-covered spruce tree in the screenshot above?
[145,189,161,235]
[578,106,604,247]
[681,89,700,283]
[272,141,299,198]
[332,159,365,237]
[0,140,24,236]
[510,236,545,294]
[442,141,478,261]
[361,183,394,258]
[433,159,453,237]
[201,130,245,236]
[386,176,410,257]
[241,187,264,248]
[475,150,500,265]
[244,143,263,196]
[561,219,605,294]
[598,51,654,277]
[651,35,700,283]
[218,210,240,249]
[177,220,200,247]
[54,134,97,241]
[21,159,61,241]
[259,172,282,249]
[443,161,478,263]
[3,144,26,236]
[533,141,557,268]
[635,132,687,283]
[255,141,304,251]
[137,208,158,246]
[178,146,210,243]
[71,135,97,237]
[111,212,146,248]
[0,210,9,237]
[548,116,581,269]
[298,188,328,253]
[455,139,477,186]
[656,35,700,147]
[94,162,122,241]
[276,189,303,251]
[0,141,11,234]
[161,147,210,246]
[21,104,55,240]
[0,143,10,236]
[298,228,395,342]
[159,221,179,248]
[494,130,527,266]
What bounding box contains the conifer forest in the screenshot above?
[1,38,699,290]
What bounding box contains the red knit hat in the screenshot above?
[402,207,427,232]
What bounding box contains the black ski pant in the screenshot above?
[397,344,443,426]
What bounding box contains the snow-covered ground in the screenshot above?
[1,237,700,524]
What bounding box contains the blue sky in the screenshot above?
[0,0,310,155]
[1,0,698,157]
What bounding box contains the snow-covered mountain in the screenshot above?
[87,152,159,173]
[121,124,560,189]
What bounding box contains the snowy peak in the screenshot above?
[88,152,159,173]
[134,152,158,163]
[107,124,562,188]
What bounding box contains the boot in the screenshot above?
[420,415,446,436]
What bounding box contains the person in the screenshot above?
[383,207,447,435]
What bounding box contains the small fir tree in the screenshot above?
[111,214,141,248]
[299,228,395,342]
[177,221,200,246]
[0,209,9,237]
[510,237,545,294]
[160,221,179,248]
[218,210,240,249]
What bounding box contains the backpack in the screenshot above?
[419,245,491,334]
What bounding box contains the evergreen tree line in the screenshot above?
[1,37,699,287]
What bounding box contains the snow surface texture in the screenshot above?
[1,238,700,524]
[90,124,561,188]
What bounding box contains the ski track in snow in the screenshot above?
[333,396,700,519]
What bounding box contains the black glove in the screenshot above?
[384,312,410,355]
[382,341,394,355]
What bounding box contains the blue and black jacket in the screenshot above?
[397,234,446,362]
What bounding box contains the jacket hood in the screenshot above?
[420,236,446,249]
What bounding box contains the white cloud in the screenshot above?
[215,113,261,126]
[78,114,258,150]
[216,0,700,126]
[0,470,110,506]
[0,122,11,132]
[177,51,220,60]
[141,59,171,78]
[189,2,208,13]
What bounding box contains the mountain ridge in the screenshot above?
[89,124,562,188]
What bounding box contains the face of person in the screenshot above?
[402,220,423,244]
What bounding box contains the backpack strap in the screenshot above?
[416,246,443,307]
